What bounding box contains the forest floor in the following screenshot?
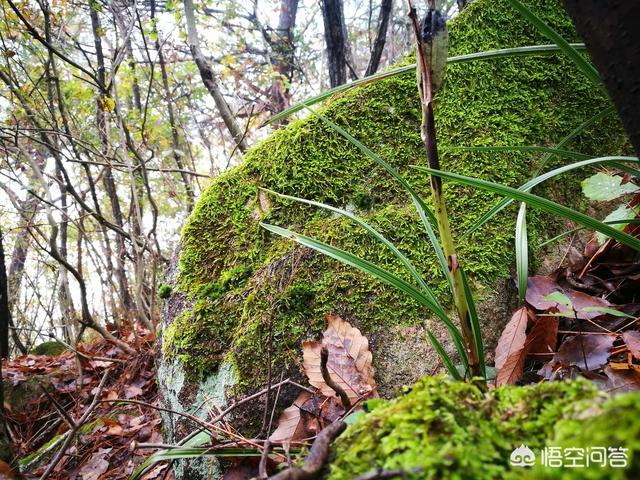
[3,327,171,479]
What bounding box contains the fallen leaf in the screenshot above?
[495,307,530,386]
[540,335,614,377]
[269,392,319,444]
[526,276,610,319]
[125,384,143,399]
[495,307,529,370]
[526,315,559,356]
[79,450,110,480]
[303,315,376,403]
[603,365,640,393]
[622,331,640,360]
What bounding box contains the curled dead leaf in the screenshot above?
[303,315,377,403]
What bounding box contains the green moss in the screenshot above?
[165,0,629,386]
[158,284,173,299]
[31,341,66,356]
[328,377,640,479]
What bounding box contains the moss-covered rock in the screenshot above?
[158,0,629,453]
[329,377,640,479]
[30,341,66,356]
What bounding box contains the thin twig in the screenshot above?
[39,371,110,480]
[320,346,352,411]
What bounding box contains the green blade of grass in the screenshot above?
[459,268,485,380]
[129,447,270,480]
[426,329,462,380]
[261,188,442,308]
[464,155,639,237]
[260,222,470,369]
[412,167,640,252]
[445,145,590,161]
[266,44,586,125]
[538,219,640,248]
[515,203,528,302]
[505,0,603,89]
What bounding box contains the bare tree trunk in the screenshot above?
[365,0,393,76]
[320,0,348,87]
[269,0,300,115]
[0,229,16,468]
[89,2,134,315]
[151,0,195,210]
[6,194,37,355]
[183,0,248,153]
[563,0,640,157]
[0,226,10,359]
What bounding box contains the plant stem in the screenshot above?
[407,0,482,378]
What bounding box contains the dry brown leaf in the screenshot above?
[496,350,526,386]
[269,392,319,444]
[622,331,640,360]
[495,307,529,371]
[526,315,559,356]
[303,315,376,403]
[79,449,110,480]
[540,334,615,378]
[604,365,640,393]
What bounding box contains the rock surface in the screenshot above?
[156,0,629,476]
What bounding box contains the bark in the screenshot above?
[6,194,38,355]
[320,0,348,87]
[89,2,134,314]
[0,227,10,359]
[183,0,248,153]
[151,0,195,210]
[563,0,640,157]
[365,0,393,77]
[457,0,468,11]
[268,0,300,115]
[0,233,15,466]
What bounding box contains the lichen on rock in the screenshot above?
[159,0,629,443]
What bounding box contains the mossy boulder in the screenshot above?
[329,376,640,479]
[30,341,66,356]
[158,0,629,461]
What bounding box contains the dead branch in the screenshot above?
[268,420,347,480]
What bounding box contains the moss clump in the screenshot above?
[328,377,640,479]
[158,284,173,299]
[31,341,66,356]
[165,0,629,387]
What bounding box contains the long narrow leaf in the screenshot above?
[515,203,528,302]
[426,329,462,380]
[459,268,485,380]
[300,104,453,290]
[465,155,639,237]
[412,167,640,252]
[260,222,471,367]
[129,447,269,480]
[446,145,590,161]
[505,0,603,88]
[266,44,586,124]
[538,219,640,248]
[261,189,442,307]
